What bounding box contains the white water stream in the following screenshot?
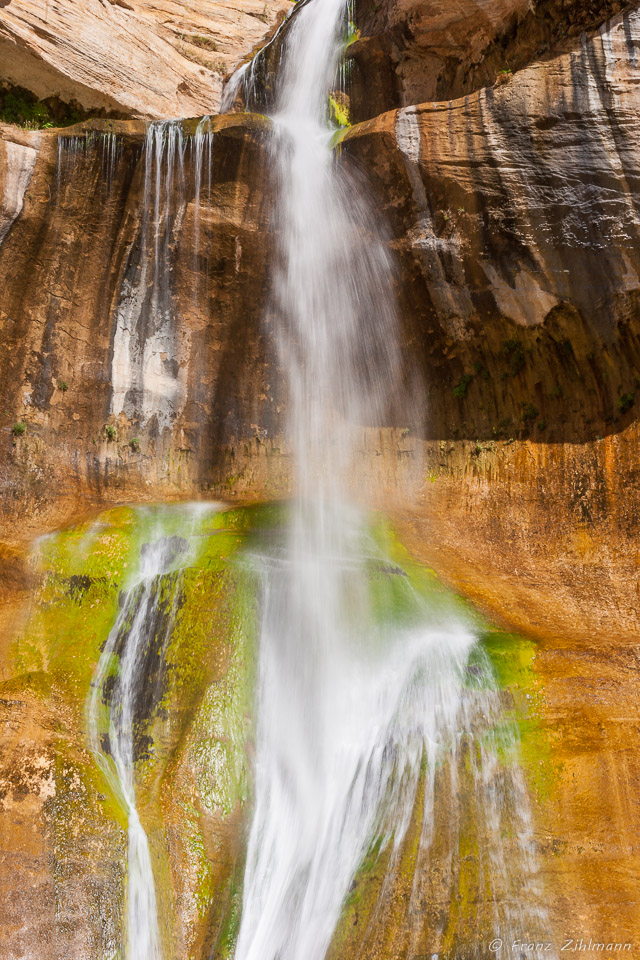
[87,507,212,960]
[231,1,551,958]
[77,1,551,956]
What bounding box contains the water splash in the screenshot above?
[232,0,553,957]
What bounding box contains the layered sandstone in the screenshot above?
[1,1,640,957]
[0,0,292,119]
[350,0,634,120]
[343,6,640,446]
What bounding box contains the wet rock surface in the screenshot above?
[343,7,640,444]
[0,0,640,957]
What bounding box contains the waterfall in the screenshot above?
[110,121,189,431]
[231,0,552,958]
[87,506,212,960]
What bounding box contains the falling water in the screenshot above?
[193,116,214,297]
[230,0,552,957]
[87,507,212,960]
[110,121,188,429]
[108,120,217,430]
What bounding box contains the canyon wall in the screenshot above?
[1,0,640,957]
[0,0,292,118]
[1,6,639,638]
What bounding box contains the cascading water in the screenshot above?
[110,121,188,429]
[229,1,553,957]
[87,506,213,960]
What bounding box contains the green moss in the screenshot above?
[618,391,635,414]
[328,94,350,129]
[453,373,473,398]
[12,500,559,955]
[502,338,526,376]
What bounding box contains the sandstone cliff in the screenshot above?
[0,0,292,119]
[1,0,640,957]
[350,0,634,120]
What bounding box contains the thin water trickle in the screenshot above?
[87,505,216,960]
[110,121,188,429]
[230,0,553,957]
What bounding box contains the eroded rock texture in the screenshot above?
[344,7,640,443]
[0,115,291,530]
[1,0,640,956]
[0,0,292,119]
[350,0,634,120]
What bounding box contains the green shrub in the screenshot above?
[105,425,117,441]
[453,373,473,399]
[502,339,525,376]
[618,392,635,414]
[130,437,140,451]
[12,421,26,437]
[0,86,54,129]
[521,402,538,422]
[0,83,83,129]
[58,380,69,393]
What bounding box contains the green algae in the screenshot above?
[9,499,557,957]
[368,513,555,798]
[326,512,557,957]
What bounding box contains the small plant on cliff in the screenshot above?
[105,425,117,442]
[618,392,635,414]
[453,373,473,399]
[130,437,140,451]
[473,361,490,380]
[12,421,26,437]
[328,95,350,128]
[58,380,69,393]
[0,86,54,129]
[502,339,526,376]
[189,34,219,51]
[346,20,360,46]
[521,402,539,423]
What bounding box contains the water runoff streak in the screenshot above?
[229,0,553,957]
[87,507,211,960]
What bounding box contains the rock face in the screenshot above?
[344,6,640,445]
[1,0,640,957]
[0,114,289,532]
[0,0,292,119]
[349,0,634,121]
